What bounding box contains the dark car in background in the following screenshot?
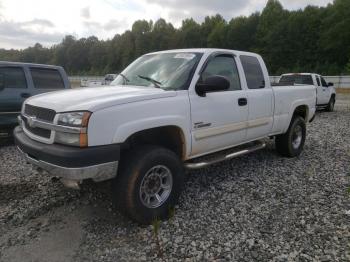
[0,62,70,139]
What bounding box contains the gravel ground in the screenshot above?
[0,95,349,262]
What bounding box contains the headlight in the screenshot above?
[57,112,90,127]
[55,111,91,147]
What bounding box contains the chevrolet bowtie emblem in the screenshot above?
[27,116,36,128]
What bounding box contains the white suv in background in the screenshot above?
[278,73,336,111]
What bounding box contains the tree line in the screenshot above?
[1,0,350,76]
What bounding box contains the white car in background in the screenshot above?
[80,74,117,87]
[278,73,336,111]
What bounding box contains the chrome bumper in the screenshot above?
[18,147,118,182]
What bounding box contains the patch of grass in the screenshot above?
[168,207,175,221]
[152,218,163,258]
[305,167,316,177]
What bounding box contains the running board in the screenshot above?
[0,132,9,138]
[185,141,266,170]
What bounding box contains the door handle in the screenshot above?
[21,93,31,98]
[238,98,247,106]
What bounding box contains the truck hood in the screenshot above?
[25,85,177,112]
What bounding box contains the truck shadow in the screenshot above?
[0,137,15,147]
[77,141,279,229]
[0,182,36,205]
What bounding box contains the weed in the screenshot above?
[168,207,175,221]
[152,218,163,258]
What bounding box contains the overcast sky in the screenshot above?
[0,0,333,50]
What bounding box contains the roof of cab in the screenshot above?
[145,48,260,57]
[281,73,318,76]
[0,61,64,69]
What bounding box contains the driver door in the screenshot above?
[189,53,248,157]
[0,66,29,129]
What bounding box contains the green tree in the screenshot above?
[256,0,289,73]
[345,59,350,74]
[320,0,350,70]
[176,19,202,48]
[226,13,259,51]
[207,19,227,48]
[132,20,153,57]
[0,0,349,76]
[201,14,226,46]
[151,18,175,50]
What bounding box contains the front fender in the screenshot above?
[112,115,191,156]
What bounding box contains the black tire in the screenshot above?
[112,145,184,224]
[326,97,335,112]
[275,116,306,157]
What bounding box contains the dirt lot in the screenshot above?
[0,95,349,262]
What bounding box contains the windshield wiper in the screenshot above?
[118,73,130,84]
[137,75,162,88]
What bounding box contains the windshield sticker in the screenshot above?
[174,53,196,60]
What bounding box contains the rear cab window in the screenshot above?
[320,76,328,87]
[240,55,265,89]
[0,67,27,89]
[316,76,321,86]
[279,75,313,85]
[30,68,65,89]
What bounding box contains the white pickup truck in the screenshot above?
[14,49,316,224]
[278,73,336,111]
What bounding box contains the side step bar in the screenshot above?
[0,132,9,138]
[185,141,266,170]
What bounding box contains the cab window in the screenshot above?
[0,67,27,89]
[240,55,265,89]
[320,76,328,87]
[316,76,321,86]
[30,68,65,89]
[200,55,241,91]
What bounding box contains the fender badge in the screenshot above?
[194,122,212,129]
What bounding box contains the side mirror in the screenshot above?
[195,75,230,97]
[328,82,334,87]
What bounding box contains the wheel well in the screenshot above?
[293,105,308,120]
[123,126,186,159]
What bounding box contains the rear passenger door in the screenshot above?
[319,76,331,104]
[315,75,328,105]
[240,55,274,141]
[315,75,322,105]
[0,66,29,126]
[29,67,66,96]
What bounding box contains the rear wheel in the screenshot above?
[112,145,184,224]
[275,116,306,157]
[326,97,335,112]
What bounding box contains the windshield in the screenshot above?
[279,75,313,85]
[110,52,202,90]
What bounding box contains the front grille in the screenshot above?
[22,117,51,139]
[24,104,56,122]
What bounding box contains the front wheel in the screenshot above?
[275,116,306,157]
[326,97,335,112]
[112,145,184,224]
